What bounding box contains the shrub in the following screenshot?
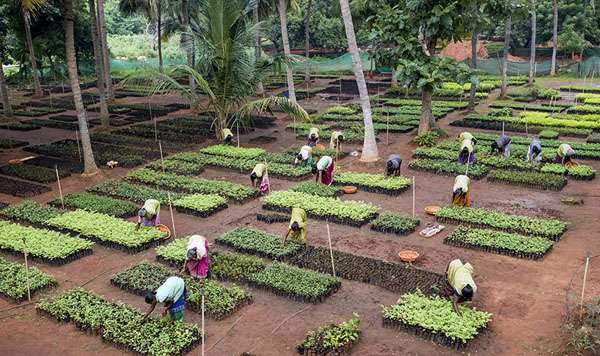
[413,131,440,147]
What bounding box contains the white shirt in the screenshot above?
[187,235,207,259]
[316,156,333,171]
[155,276,185,303]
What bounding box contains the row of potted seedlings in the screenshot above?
[297,314,361,355]
[332,172,412,196]
[0,256,57,303]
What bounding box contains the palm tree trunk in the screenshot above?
[391,69,398,87]
[0,62,13,117]
[500,16,511,98]
[419,88,434,135]
[182,8,195,90]
[468,32,478,111]
[63,0,99,175]
[96,0,113,100]
[88,0,109,126]
[22,12,43,97]
[304,0,313,82]
[339,0,378,162]
[277,0,296,103]
[550,0,558,76]
[253,5,264,95]
[157,4,164,73]
[528,0,536,85]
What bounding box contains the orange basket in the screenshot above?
[398,250,419,263]
[155,224,172,240]
[342,186,357,194]
[315,144,326,150]
[425,206,441,215]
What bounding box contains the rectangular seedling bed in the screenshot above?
[0,176,51,197]
[36,288,202,356]
[0,200,62,226]
[297,315,361,356]
[0,257,57,303]
[23,156,84,174]
[370,213,420,236]
[0,138,28,149]
[0,163,70,183]
[111,262,253,320]
[333,172,412,196]
[0,122,40,131]
[216,227,303,260]
[88,179,183,204]
[256,213,290,224]
[50,192,139,218]
[0,220,94,265]
[248,262,341,304]
[173,194,228,217]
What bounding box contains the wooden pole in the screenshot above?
[412,176,415,218]
[201,291,205,356]
[22,237,31,302]
[326,220,336,278]
[158,141,165,171]
[167,192,177,238]
[465,161,470,176]
[579,255,590,318]
[75,128,82,162]
[502,122,505,136]
[55,166,65,209]
[236,120,240,148]
[386,111,390,146]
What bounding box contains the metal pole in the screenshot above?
[22,237,31,302]
[412,176,415,218]
[55,166,65,209]
[75,128,82,162]
[580,255,590,318]
[326,220,336,278]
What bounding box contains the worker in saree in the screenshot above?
[385,154,402,176]
[526,136,543,164]
[556,143,576,166]
[294,145,313,167]
[136,199,160,229]
[329,131,344,151]
[452,174,471,207]
[312,155,334,185]
[446,259,477,314]
[283,207,307,244]
[490,134,511,158]
[458,136,475,165]
[222,128,234,145]
[141,276,186,322]
[250,162,270,193]
[308,127,320,147]
[181,235,210,279]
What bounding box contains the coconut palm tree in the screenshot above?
[277,0,297,103]
[0,61,12,117]
[96,0,113,99]
[163,0,199,89]
[124,0,310,140]
[338,0,378,161]
[88,0,109,126]
[63,0,98,175]
[500,15,511,97]
[550,0,557,76]
[303,0,313,82]
[528,0,536,85]
[15,0,45,97]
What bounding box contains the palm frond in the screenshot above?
[237,96,311,123]
[18,0,46,16]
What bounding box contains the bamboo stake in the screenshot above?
[412,176,415,218]
[153,116,158,142]
[201,290,205,356]
[502,122,505,136]
[580,255,590,318]
[22,237,31,302]
[386,110,390,146]
[75,128,82,162]
[167,192,177,238]
[236,121,240,148]
[55,166,65,209]
[326,220,336,278]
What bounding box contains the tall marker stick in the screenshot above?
[326,220,336,278]
[236,121,240,148]
[412,176,416,218]
[22,237,31,302]
[386,111,390,146]
[580,255,590,318]
[201,290,205,356]
[55,165,65,209]
[159,141,177,238]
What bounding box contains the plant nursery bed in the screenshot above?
[173,194,228,217]
[0,200,62,226]
[36,288,202,355]
[435,206,567,240]
[382,291,492,349]
[297,314,361,356]
[256,213,290,224]
[370,213,420,235]
[50,192,138,218]
[0,257,57,303]
[0,122,41,131]
[111,262,253,320]
[46,210,167,253]
[88,179,183,204]
[22,156,84,174]
[444,226,553,260]
[287,245,448,296]
[0,176,51,197]
[408,159,490,180]
[247,262,341,304]
[0,220,94,265]
[0,163,70,183]
[332,172,411,196]
[216,227,304,260]
[486,170,567,191]
[0,138,28,148]
[290,182,341,197]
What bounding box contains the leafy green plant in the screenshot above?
[333,172,411,195]
[46,210,166,251]
[435,206,567,240]
[146,159,204,175]
[408,159,489,179]
[172,194,227,217]
[566,165,597,180]
[263,191,379,226]
[0,257,56,302]
[291,182,340,197]
[216,227,303,260]
[382,290,492,347]
[0,138,28,149]
[36,288,202,355]
[0,164,69,183]
[370,213,420,235]
[487,169,567,190]
[52,192,138,218]
[125,168,259,202]
[248,262,340,303]
[88,180,183,204]
[200,145,265,159]
[111,262,252,320]
[489,107,512,117]
[298,314,361,354]
[414,131,440,147]
[0,201,61,225]
[325,106,357,115]
[0,220,93,263]
[538,130,559,139]
[445,226,553,260]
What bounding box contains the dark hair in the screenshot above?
[462,284,474,299]
[490,141,499,151]
[138,208,147,217]
[461,146,469,154]
[532,145,541,154]
[291,222,300,231]
[250,172,257,182]
[145,292,156,304]
[311,166,318,175]
[310,133,316,139]
[454,187,463,195]
[297,153,303,161]
[337,135,344,142]
[387,160,394,169]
